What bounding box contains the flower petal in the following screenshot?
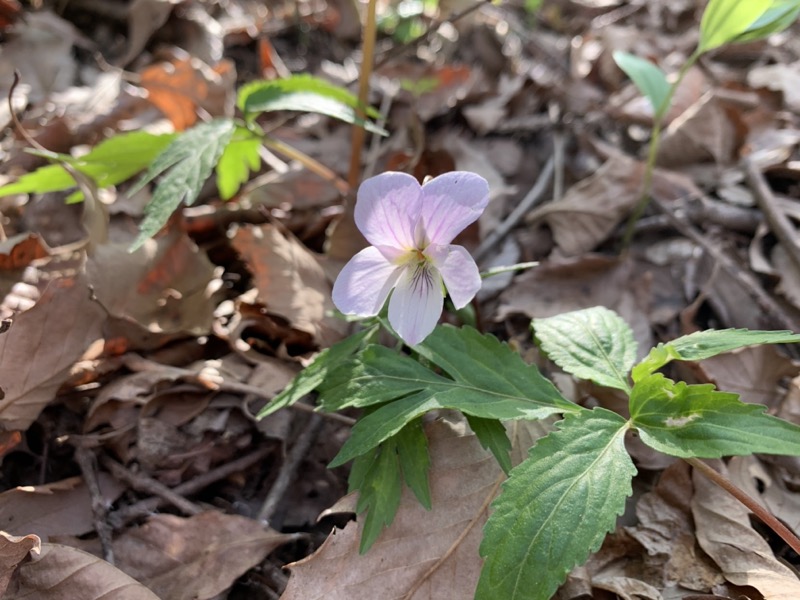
[332,246,402,317]
[388,265,443,346]
[355,172,422,250]
[419,172,490,245]
[431,244,481,309]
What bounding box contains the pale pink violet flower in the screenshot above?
[332,171,490,346]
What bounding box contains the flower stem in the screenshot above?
[348,0,378,189]
[621,50,701,249]
[262,136,350,195]
[686,456,800,556]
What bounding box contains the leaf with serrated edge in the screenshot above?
[699,0,771,52]
[130,119,236,250]
[533,307,637,393]
[477,408,635,600]
[630,373,800,458]
[632,328,800,382]
[257,325,377,419]
[216,126,261,200]
[613,51,671,117]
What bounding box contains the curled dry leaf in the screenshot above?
[0,275,106,430]
[231,223,347,347]
[5,542,160,600]
[692,464,800,600]
[111,511,294,600]
[0,475,125,541]
[0,531,40,596]
[281,416,506,600]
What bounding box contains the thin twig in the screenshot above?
[651,195,799,332]
[687,457,800,556]
[745,159,800,274]
[473,155,554,263]
[101,455,203,517]
[109,446,272,527]
[74,446,115,564]
[257,413,326,525]
[347,0,378,190]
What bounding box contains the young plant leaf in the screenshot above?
[632,328,800,382]
[698,0,772,52]
[477,408,635,600]
[466,415,512,474]
[129,119,236,250]
[237,74,386,135]
[532,306,637,393]
[256,325,378,419]
[630,373,800,458]
[216,125,262,200]
[612,51,671,118]
[394,418,432,510]
[348,439,403,554]
[733,0,800,43]
[0,131,175,200]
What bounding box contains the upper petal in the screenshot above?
[388,264,444,346]
[355,172,422,250]
[430,244,481,309]
[332,246,402,317]
[419,172,489,245]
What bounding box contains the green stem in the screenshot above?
[621,50,702,249]
[686,457,800,556]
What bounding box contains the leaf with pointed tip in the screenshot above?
[533,307,637,393]
[216,125,262,200]
[477,408,635,600]
[613,51,671,118]
[632,328,800,382]
[467,415,512,474]
[699,0,771,52]
[630,373,800,458]
[733,0,800,43]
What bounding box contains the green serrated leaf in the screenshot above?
[257,325,377,419]
[631,373,800,458]
[632,328,800,382]
[613,51,671,118]
[533,307,637,393]
[467,415,512,474]
[216,125,262,200]
[130,119,236,250]
[347,440,403,554]
[394,419,431,509]
[734,0,800,42]
[699,0,772,52]
[238,74,386,135]
[0,131,176,200]
[477,408,635,600]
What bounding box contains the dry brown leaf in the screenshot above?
[0,475,125,541]
[0,275,106,430]
[139,54,236,130]
[87,231,219,338]
[121,0,180,66]
[6,542,160,599]
[692,463,800,599]
[231,223,346,347]
[748,62,800,113]
[282,416,505,600]
[0,531,40,596]
[112,511,293,600]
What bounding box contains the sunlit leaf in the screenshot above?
[698,0,772,52]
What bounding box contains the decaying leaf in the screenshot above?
[111,512,294,600]
[5,542,160,600]
[0,475,125,540]
[692,463,800,599]
[231,223,347,347]
[282,416,505,600]
[0,531,40,596]
[0,275,106,430]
